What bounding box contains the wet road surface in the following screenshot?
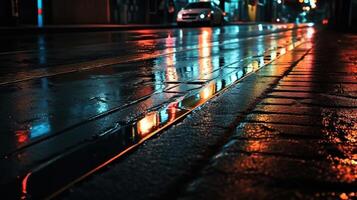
[0,24,315,198]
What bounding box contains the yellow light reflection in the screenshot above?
[201,84,215,100]
[288,44,294,51]
[252,60,259,71]
[166,66,178,82]
[280,48,286,55]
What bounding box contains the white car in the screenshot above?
[177,1,225,26]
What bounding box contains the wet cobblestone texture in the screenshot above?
[63,31,356,200]
[180,32,357,199]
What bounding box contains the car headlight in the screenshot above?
[199,13,205,19]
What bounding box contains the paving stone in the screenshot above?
[281,76,356,84]
[62,58,293,200]
[180,31,357,200]
[260,97,299,105]
[300,95,357,108]
[244,113,323,126]
[181,153,356,200]
[253,104,323,116]
[233,122,325,139]
[181,174,354,200]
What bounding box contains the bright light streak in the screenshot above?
[258,24,263,31]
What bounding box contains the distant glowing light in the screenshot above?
[310,0,317,9]
[258,24,263,31]
[322,19,328,25]
[37,0,43,27]
[276,18,280,22]
[277,0,282,4]
[308,22,314,27]
[303,6,311,11]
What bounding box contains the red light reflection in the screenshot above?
[167,102,179,121]
[16,130,29,144]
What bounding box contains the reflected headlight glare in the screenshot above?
[199,14,205,19]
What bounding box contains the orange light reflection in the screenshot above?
[137,113,158,136]
[199,28,212,78]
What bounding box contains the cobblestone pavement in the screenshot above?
[63,30,356,200]
[180,31,357,199]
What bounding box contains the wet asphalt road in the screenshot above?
[0,24,314,198]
